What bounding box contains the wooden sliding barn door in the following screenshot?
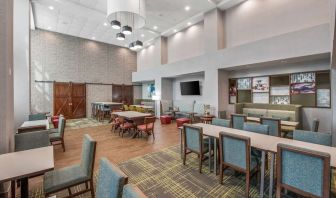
[54,82,86,119]
[112,84,134,105]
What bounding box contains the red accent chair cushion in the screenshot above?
[160,116,172,124]
[51,116,60,128]
[176,118,191,128]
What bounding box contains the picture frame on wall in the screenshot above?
[253,93,269,104]
[252,77,269,93]
[317,89,330,107]
[270,86,290,96]
[147,84,155,98]
[291,83,315,94]
[271,96,290,105]
[290,72,315,83]
[237,78,251,90]
[230,96,237,104]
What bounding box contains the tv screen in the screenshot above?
[180,81,200,95]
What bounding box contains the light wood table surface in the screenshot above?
[0,146,54,197]
[112,111,152,120]
[93,101,123,105]
[18,119,49,133]
[190,123,336,198]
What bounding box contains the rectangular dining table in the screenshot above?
[0,146,54,197]
[188,123,336,198]
[17,119,50,133]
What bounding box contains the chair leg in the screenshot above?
[90,179,95,198]
[219,164,223,184]
[183,150,186,165]
[152,130,155,141]
[246,173,250,198]
[11,180,15,198]
[68,188,72,197]
[199,154,203,173]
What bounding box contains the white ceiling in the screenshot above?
[31,0,244,48]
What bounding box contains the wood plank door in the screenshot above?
[71,83,86,118]
[112,84,134,105]
[123,85,134,105]
[54,82,72,118]
[54,82,86,119]
[112,84,123,103]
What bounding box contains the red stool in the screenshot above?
[176,118,191,127]
[160,115,172,124]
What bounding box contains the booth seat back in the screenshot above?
[243,108,267,118]
[267,110,295,121]
[173,100,195,112]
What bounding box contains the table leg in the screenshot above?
[20,178,29,198]
[269,153,275,198]
[208,137,212,172]
[179,128,183,159]
[260,151,266,198]
[214,137,217,175]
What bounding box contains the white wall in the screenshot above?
[137,38,161,71]
[13,0,30,129]
[172,74,204,102]
[168,22,205,63]
[224,0,330,47]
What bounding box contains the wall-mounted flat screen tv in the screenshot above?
[180,81,201,95]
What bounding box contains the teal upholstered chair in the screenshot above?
[28,113,47,121]
[276,143,330,198]
[49,116,66,152]
[293,130,332,146]
[183,124,211,173]
[231,114,246,130]
[219,132,259,197]
[122,184,147,198]
[312,119,320,132]
[44,134,97,197]
[243,123,269,135]
[212,118,231,128]
[15,131,50,152]
[260,118,281,137]
[96,158,128,198]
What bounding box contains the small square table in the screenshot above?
[17,119,49,133]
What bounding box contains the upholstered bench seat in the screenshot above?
[176,118,191,127]
[44,164,89,194]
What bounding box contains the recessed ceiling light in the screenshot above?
[103,22,108,26]
[153,26,158,30]
[92,37,96,40]
[187,22,192,26]
[174,29,177,33]
[48,6,54,10]
[141,34,145,37]
[185,6,190,11]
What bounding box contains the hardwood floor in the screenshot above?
[54,119,179,170]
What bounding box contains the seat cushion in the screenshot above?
[44,165,89,194]
[121,123,133,129]
[137,124,153,131]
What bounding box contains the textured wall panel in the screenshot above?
[31,29,137,117]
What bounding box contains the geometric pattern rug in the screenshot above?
[65,118,109,130]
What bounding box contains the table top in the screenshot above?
[93,101,123,105]
[112,111,152,119]
[247,117,299,127]
[193,123,336,167]
[201,115,215,118]
[0,146,54,182]
[132,105,154,109]
[20,120,49,129]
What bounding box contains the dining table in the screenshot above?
[17,119,50,133]
[0,146,54,197]
[180,123,336,198]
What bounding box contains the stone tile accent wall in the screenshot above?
[30,29,137,117]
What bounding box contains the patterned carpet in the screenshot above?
[65,118,109,130]
[30,145,272,198]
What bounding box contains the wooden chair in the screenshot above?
[110,113,121,133]
[212,118,231,128]
[122,184,147,198]
[183,124,211,173]
[137,117,156,140]
[293,130,331,146]
[28,113,47,121]
[260,117,281,137]
[119,117,134,137]
[219,132,259,197]
[44,134,97,198]
[49,116,66,152]
[96,158,128,198]
[231,114,247,130]
[312,119,320,132]
[276,143,330,198]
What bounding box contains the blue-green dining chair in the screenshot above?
[15,131,50,152]
[49,116,66,152]
[276,143,330,198]
[183,124,211,173]
[219,132,259,197]
[28,113,47,121]
[44,134,97,197]
[243,123,269,135]
[212,118,231,128]
[96,158,128,198]
[293,130,332,146]
[260,117,281,137]
[122,184,147,198]
[231,114,246,130]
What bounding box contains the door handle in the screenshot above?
[69,103,72,106]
